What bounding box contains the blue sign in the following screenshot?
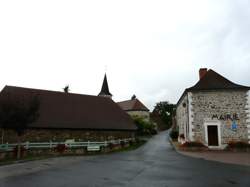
[231,121,237,131]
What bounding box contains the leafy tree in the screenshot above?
[132,117,157,135]
[152,101,176,130]
[0,92,40,159]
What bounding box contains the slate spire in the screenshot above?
[98,73,112,98]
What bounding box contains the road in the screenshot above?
[0,131,249,187]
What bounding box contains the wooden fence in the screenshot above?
[0,138,135,152]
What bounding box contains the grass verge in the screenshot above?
[0,140,147,166]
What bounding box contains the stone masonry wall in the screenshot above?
[191,90,248,145]
[0,128,135,143]
[246,90,250,143]
[176,95,188,139]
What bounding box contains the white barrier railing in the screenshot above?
[0,138,135,151]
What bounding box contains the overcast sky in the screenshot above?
[1,0,250,110]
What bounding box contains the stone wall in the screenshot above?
[191,90,248,146]
[246,90,250,143]
[176,95,188,140]
[0,128,135,143]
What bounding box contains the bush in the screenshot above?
[55,144,67,153]
[129,140,134,146]
[227,141,250,149]
[181,141,206,148]
[133,117,157,136]
[170,130,178,140]
[150,129,158,135]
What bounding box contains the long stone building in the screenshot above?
[176,68,250,149]
[0,74,136,143]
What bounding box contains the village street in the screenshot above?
[0,131,249,187]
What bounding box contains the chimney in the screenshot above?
[199,68,207,80]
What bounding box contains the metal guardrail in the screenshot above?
[0,138,135,151]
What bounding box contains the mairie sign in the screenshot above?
[211,113,239,121]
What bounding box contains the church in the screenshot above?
[176,68,250,149]
[0,74,137,143]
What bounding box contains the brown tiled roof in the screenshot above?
[177,69,250,106]
[0,86,136,131]
[117,99,149,112]
[187,69,250,91]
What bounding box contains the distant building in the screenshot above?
[176,68,250,149]
[117,95,150,121]
[0,85,136,143]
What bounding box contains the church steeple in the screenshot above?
[98,73,112,98]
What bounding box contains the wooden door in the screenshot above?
[207,125,218,146]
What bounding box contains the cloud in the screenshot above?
[0,0,250,111]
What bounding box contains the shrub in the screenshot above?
[150,129,158,135]
[55,144,67,153]
[181,141,206,148]
[170,130,178,140]
[133,117,157,136]
[227,141,250,149]
[129,140,134,146]
[135,138,140,144]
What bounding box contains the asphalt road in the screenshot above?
[0,131,250,187]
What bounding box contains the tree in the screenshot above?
[132,117,157,135]
[63,85,70,93]
[0,92,40,159]
[152,101,176,130]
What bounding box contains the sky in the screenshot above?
[0,0,250,110]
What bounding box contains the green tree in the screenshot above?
[132,117,156,135]
[152,101,176,130]
[0,92,40,159]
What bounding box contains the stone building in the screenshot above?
[117,95,150,121]
[0,85,136,143]
[176,68,250,149]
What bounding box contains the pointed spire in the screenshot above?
[98,73,112,98]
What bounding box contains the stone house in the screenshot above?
[0,84,137,143]
[176,68,250,149]
[117,95,150,121]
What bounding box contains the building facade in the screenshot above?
[176,68,250,149]
[117,95,150,121]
